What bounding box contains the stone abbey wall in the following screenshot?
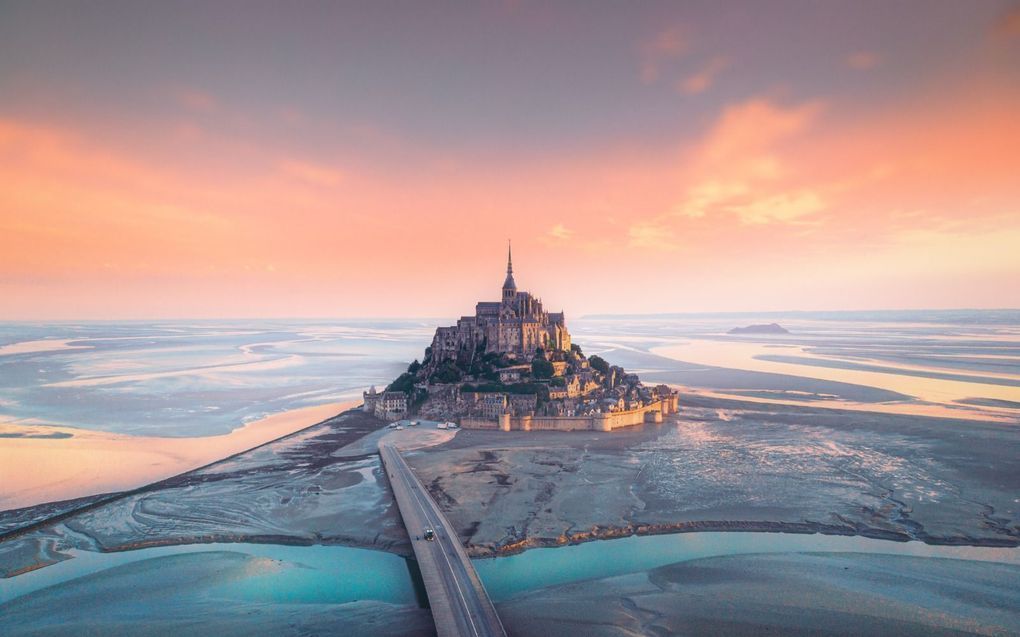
[458,394,679,433]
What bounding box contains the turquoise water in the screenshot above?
[472,532,1020,601]
[0,543,418,606]
[3,533,1018,610]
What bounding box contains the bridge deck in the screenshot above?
[379,442,506,637]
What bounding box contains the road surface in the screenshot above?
[379,442,506,637]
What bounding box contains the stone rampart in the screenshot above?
[458,395,679,433]
[460,417,501,430]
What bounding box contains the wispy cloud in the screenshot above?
[729,190,826,224]
[628,221,677,250]
[172,88,219,114]
[544,223,573,241]
[679,56,730,94]
[992,5,1020,40]
[845,51,881,70]
[278,159,343,188]
[640,27,689,83]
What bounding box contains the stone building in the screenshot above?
[429,244,571,366]
[497,364,531,383]
[362,386,408,419]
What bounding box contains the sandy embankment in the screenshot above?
[0,401,355,511]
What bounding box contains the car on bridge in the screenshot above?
[423,528,435,541]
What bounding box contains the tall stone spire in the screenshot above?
[502,239,517,303]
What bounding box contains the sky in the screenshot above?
[1,0,1018,320]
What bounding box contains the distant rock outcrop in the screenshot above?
[728,323,789,335]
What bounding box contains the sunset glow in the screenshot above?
[2,1,1018,319]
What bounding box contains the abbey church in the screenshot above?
[429,244,571,364]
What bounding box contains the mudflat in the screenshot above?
[406,394,1020,555]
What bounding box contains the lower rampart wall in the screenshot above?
[460,417,501,430]
[458,395,679,432]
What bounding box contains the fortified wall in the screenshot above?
[461,393,679,433]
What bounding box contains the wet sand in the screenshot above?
[0,401,355,511]
[0,409,412,579]
[652,339,1020,412]
[406,394,1020,556]
[497,552,1020,636]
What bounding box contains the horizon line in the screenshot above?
[1,307,1018,324]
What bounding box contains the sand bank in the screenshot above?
[652,340,1020,406]
[0,339,91,357]
[0,401,355,511]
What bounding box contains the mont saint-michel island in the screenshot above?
[3,3,1020,635]
[365,245,679,431]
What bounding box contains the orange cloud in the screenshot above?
[2,73,1019,318]
[679,56,730,94]
[541,223,573,243]
[640,27,689,83]
[992,5,1020,40]
[278,159,344,188]
[173,88,219,114]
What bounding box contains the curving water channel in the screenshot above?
[2,532,1017,611]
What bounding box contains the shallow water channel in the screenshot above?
[2,531,1018,610]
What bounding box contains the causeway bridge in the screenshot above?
[379,442,507,637]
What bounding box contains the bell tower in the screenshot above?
[502,240,517,305]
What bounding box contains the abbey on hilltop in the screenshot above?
[364,244,679,431]
[430,243,571,363]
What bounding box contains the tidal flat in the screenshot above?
[2,314,1019,635]
[0,410,411,579]
[408,394,1020,555]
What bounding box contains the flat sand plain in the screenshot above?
[406,394,1019,555]
[0,401,356,510]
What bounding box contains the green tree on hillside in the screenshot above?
[589,355,610,375]
[532,357,554,379]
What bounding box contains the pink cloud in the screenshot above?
[845,51,881,70]
[992,5,1020,40]
[679,56,730,94]
[640,27,689,83]
[173,88,219,114]
[2,75,1019,318]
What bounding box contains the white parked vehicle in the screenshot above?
[395,425,404,430]
[437,422,447,430]
[409,420,419,426]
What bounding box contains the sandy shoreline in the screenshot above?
[0,401,356,511]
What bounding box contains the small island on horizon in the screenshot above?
[728,322,790,335]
